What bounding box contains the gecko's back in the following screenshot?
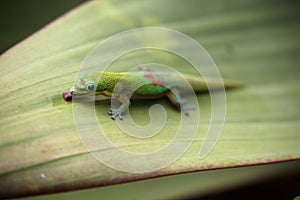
[104,71,243,97]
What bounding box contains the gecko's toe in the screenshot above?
[111,114,123,120]
[181,105,195,117]
[108,108,114,115]
[109,108,125,120]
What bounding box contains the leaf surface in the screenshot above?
[0,0,299,198]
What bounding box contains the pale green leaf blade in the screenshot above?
[0,0,299,198]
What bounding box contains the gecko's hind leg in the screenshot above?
[166,88,195,116]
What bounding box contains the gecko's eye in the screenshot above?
[86,83,95,91]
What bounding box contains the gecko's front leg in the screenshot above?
[108,93,131,120]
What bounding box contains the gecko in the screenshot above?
[63,71,243,120]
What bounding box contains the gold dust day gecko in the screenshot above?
[63,70,243,120]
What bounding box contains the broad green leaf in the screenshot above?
[0,0,299,198]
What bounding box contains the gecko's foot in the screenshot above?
[108,108,125,120]
[179,100,195,116]
[181,105,195,116]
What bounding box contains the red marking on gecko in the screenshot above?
[91,75,97,82]
[144,72,166,87]
[144,72,154,79]
[152,80,165,87]
[80,79,86,86]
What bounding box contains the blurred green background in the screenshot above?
[0,0,299,199]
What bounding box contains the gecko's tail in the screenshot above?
[183,74,245,93]
[222,80,245,90]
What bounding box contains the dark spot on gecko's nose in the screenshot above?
[63,92,72,101]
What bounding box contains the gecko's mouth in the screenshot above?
[63,92,101,102]
[63,92,73,101]
[62,92,91,101]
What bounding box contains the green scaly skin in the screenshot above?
[63,71,243,120]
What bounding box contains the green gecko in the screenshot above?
[63,71,243,120]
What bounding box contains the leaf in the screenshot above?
[0,0,299,198]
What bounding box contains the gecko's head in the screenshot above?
[63,73,106,101]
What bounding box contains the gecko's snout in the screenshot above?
[63,92,72,101]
